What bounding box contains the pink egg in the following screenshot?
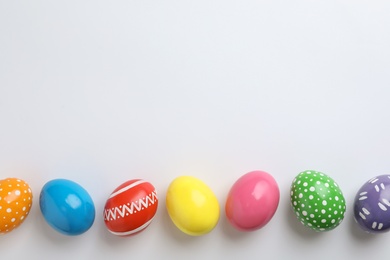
[225,171,280,231]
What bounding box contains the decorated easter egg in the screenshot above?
[103,179,158,236]
[39,179,95,235]
[290,170,346,231]
[0,178,33,234]
[225,171,280,231]
[166,176,220,236]
[354,175,390,233]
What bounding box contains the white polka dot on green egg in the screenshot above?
[290,170,346,231]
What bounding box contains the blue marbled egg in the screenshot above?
[354,175,390,233]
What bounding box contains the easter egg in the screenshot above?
[354,175,390,233]
[39,179,95,236]
[103,179,158,236]
[166,176,220,236]
[0,178,33,234]
[290,170,346,231]
[225,171,280,231]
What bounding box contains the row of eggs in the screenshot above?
[0,170,389,236]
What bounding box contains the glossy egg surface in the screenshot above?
[354,175,390,233]
[225,171,280,231]
[290,170,346,231]
[166,176,220,236]
[39,179,95,236]
[0,178,33,234]
[104,179,158,236]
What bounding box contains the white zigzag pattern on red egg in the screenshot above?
[104,191,158,221]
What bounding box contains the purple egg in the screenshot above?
[354,175,390,233]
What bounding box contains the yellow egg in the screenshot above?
[166,176,220,236]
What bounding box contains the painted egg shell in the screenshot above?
[104,179,158,236]
[166,176,220,236]
[354,175,390,233]
[39,179,95,235]
[290,170,346,231]
[225,171,280,231]
[0,178,33,234]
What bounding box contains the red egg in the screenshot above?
[103,179,158,236]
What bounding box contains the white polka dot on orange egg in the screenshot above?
[0,178,33,234]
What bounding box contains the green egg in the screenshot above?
[290,170,346,231]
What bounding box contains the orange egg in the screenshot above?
[0,178,33,234]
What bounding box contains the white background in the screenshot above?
[1,0,390,259]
